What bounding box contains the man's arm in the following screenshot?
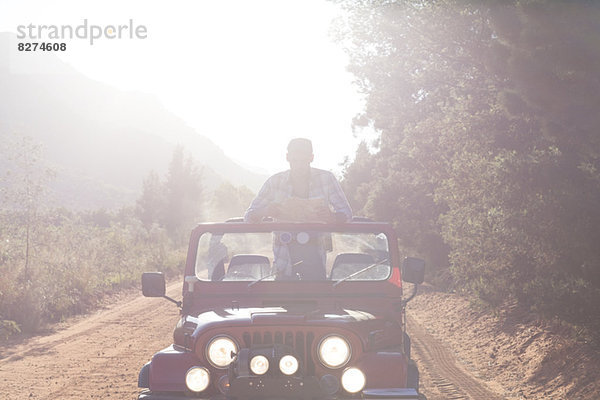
[244,177,281,223]
[326,172,352,221]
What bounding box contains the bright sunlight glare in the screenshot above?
[0,0,372,175]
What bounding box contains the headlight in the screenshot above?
[279,355,299,375]
[185,367,210,393]
[250,355,269,375]
[318,335,351,368]
[207,336,238,368]
[341,368,366,393]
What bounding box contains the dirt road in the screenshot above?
[8,281,588,400]
[0,282,504,400]
[407,314,504,400]
[0,282,181,400]
[407,285,600,400]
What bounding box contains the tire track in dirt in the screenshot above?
[0,281,181,400]
[407,314,505,400]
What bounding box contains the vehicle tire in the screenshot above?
[407,359,419,392]
[403,331,411,360]
[138,362,150,388]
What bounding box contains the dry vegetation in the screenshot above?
[0,142,252,339]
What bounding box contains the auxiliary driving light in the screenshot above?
[318,335,351,368]
[341,367,366,394]
[185,367,210,393]
[217,375,230,395]
[250,355,270,375]
[207,336,238,368]
[279,355,299,375]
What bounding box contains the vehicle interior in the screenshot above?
[195,229,391,282]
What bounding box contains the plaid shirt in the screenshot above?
[244,168,352,275]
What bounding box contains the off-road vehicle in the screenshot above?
[138,217,424,399]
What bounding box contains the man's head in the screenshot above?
[286,138,314,172]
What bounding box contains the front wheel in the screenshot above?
[407,359,419,392]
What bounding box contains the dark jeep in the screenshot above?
[138,218,424,399]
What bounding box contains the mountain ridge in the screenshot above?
[0,32,266,209]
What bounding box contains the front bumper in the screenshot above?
[138,388,420,400]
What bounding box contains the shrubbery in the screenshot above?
[0,209,186,337]
[336,0,600,338]
[0,142,255,339]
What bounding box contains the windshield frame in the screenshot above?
[184,221,402,293]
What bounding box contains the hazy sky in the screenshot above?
[1,0,372,175]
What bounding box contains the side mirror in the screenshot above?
[402,257,425,285]
[142,272,166,297]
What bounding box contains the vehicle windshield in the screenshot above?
[195,229,390,282]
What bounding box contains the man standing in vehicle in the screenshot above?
[244,138,352,223]
[244,138,352,279]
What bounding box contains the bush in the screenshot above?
[0,210,186,336]
[0,319,20,340]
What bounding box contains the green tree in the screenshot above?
[340,141,374,213]
[164,146,204,241]
[136,170,166,228]
[336,0,498,274]
[0,134,54,276]
[136,146,204,242]
[208,182,255,222]
[335,0,600,328]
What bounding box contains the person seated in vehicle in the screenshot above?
[244,138,352,280]
[206,233,227,281]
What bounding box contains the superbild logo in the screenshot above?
[16,19,148,45]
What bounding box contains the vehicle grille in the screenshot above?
[241,330,316,375]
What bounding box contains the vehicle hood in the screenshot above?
[172,304,403,353]
[185,305,397,339]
